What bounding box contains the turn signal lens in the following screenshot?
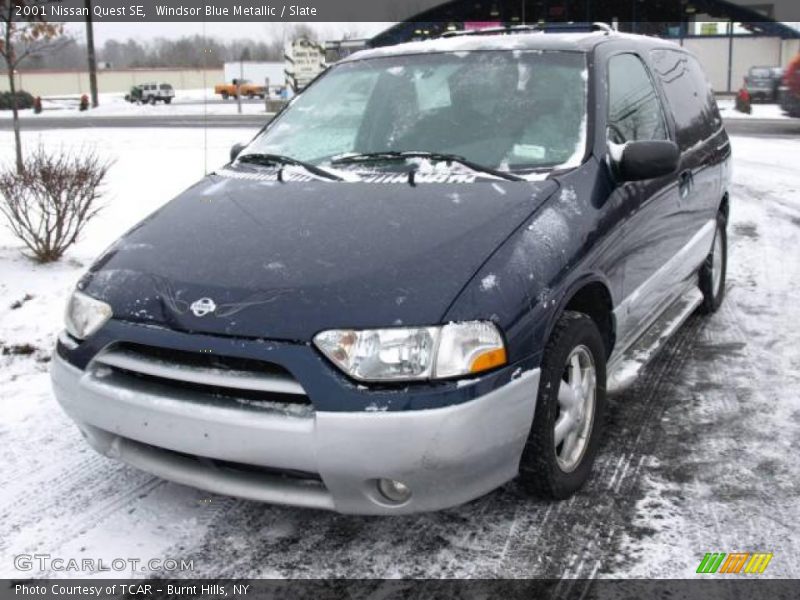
[469,347,508,373]
[434,321,507,378]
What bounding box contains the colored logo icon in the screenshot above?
[696,552,773,574]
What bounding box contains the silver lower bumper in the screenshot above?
[51,354,539,514]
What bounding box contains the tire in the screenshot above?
[221,92,229,100]
[698,212,727,314]
[247,91,255,99]
[164,98,172,104]
[519,311,607,499]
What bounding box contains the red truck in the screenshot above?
[780,53,800,117]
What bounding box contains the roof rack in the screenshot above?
[440,22,615,38]
[591,22,615,34]
[440,25,540,38]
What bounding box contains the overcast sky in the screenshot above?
[64,22,395,45]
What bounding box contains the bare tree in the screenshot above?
[0,147,111,262]
[0,1,65,173]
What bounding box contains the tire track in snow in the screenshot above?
[0,458,161,557]
[601,180,800,578]
[557,316,703,585]
[490,311,702,582]
[0,384,167,558]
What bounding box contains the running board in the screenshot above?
[607,287,703,392]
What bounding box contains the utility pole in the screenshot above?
[236,54,244,115]
[85,0,99,107]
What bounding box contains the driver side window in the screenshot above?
[608,54,668,144]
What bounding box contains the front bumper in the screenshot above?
[51,353,539,514]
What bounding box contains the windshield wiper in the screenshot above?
[237,153,343,182]
[331,151,524,182]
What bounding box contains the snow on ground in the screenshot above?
[717,98,791,120]
[0,128,246,357]
[0,89,274,120]
[606,136,800,577]
[1,129,799,579]
[0,128,246,578]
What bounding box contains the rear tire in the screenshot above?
[699,212,727,314]
[519,311,607,499]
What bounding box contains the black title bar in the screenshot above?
[3,579,800,600]
[9,0,800,23]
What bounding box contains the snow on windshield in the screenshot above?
[242,50,588,176]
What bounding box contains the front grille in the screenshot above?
[168,445,323,482]
[90,342,312,414]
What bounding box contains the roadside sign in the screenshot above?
[284,38,326,92]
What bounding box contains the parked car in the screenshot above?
[744,65,783,102]
[52,26,731,515]
[124,83,175,104]
[214,79,266,100]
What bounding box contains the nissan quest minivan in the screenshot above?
[51,26,731,514]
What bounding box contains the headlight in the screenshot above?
[64,290,112,340]
[313,321,506,382]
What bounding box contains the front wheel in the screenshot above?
[699,213,727,314]
[519,311,607,499]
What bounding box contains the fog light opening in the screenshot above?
[377,478,412,504]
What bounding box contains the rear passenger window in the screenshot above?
[607,54,667,144]
[650,49,722,150]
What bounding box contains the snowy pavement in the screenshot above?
[1,131,799,579]
[717,98,791,121]
[0,89,274,120]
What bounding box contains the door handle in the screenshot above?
[679,170,693,199]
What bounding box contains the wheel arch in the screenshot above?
[544,276,616,359]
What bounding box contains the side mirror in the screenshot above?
[230,143,246,162]
[613,140,680,182]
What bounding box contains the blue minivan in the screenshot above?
[52,26,730,514]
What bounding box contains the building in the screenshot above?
[367,0,800,93]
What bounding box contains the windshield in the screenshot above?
[242,50,588,173]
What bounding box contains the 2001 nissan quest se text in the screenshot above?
[51,26,731,514]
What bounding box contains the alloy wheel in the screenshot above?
[554,345,597,472]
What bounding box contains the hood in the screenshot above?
[83,170,557,341]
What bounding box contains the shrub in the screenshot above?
[0,90,35,110]
[0,147,112,263]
